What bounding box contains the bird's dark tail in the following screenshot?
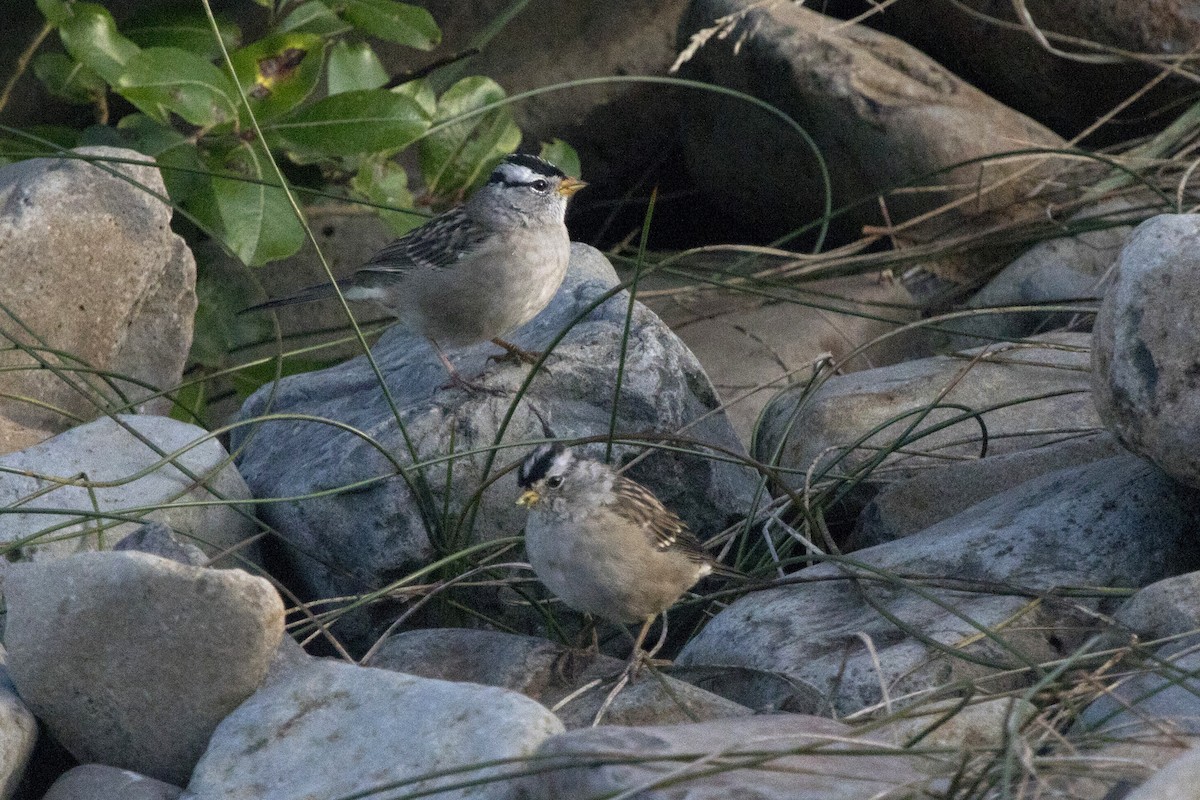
[240,278,354,314]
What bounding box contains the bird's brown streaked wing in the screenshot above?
[610,476,712,566]
[357,207,489,277]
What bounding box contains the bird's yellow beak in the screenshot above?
[516,489,541,508]
[557,177,587,197]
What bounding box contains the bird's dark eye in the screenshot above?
[531,179,549,192]
[546,475,564,489]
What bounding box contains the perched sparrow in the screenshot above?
[516,443,718,672]
[248,154,586,389]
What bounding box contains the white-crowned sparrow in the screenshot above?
[248,153,586,389]
[516,443,719,670]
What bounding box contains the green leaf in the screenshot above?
[124,8,241,60]
[268,89,429,158]
[230,33,325,123]
[352,156,423,236]
[277,1,352,35]
[186,141,305,266]
[539,138,581,179]
[37,0,70,25]
[420,77,520,201]
[32,52,106,105]
[335,0,440,50]
[115,47,239,127]
[391,77,435,116]
[117,114,207,203]
[189,255,272,369]
[58,3,140,85]
[328,40,388,94]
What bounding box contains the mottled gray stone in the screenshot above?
[757,332,1099,491]
[643,270,933,445]
[0,146,196,431]
[1092,214,1200,488]
[680,455,1200,714]
[851,432,1123,548]
[1114,572,1200,644]
[232,243,758,648]
[0,415,258,567]
[0,646,35,800]
[527,714,934,799]
[4,551,284,785]
[676,0,1064,264]
[1124,746,1200,800]
[946,199,1142,346]
[42,765,182,800]
[114,521,209,566]
[1077,643,1200,740]
[367,628,752,729]
[185,657,563,800]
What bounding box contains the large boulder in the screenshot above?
[679,454,1200,714]
[0,146,196,439]
[3,551,285,785]
[186,655,563,800]
[1092,214,1200,488]
[367,628,752,729]
[675,0,1067,278]
[0,415,258,568]
[232,243,759,648]
[757,332,1099,491]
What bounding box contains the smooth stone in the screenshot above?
[679,455,1200,714]
[1114,572,1200,644]
[527,714,933,799]
[1092,213,1200,488]
[42,765,182,800]
[4,551,284,785]
[850,432,1123,547]
[367,628,752,729]
[0,146,195,431]
[185,657,564,800]
[0,415,258,567]
[757,332,1099,491]
[0,646,35,800]
[675,0,1064,270]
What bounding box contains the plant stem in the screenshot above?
[0,21,54,117]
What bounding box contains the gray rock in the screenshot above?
[1123,746,1200,800]
[828,0,1200,140]
[946,199,1143,346]
[864,696,1037,752]
[757,332,1099,491]
[4,551,285,785]
[676,0,1064,271]
[0,415,258,567]
[417,0,687,189]
[1077,642,1200,740]
[0,146,196,431]
[185,656,563,800]
[0,415,51,457]
[851,432,1123,547]
[643,270,933,445]
[679,455,1200,715]
[367,628,752,729]
[1115,572,1200,644]
[232,243,758,647]
[114,521,209,566]
[1093,214,1200,488]
[42,765,182,800]
[0,646,35,800]
[527,714,934,799]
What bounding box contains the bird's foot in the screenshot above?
[488,337,543,366]
[439,370,507,396]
